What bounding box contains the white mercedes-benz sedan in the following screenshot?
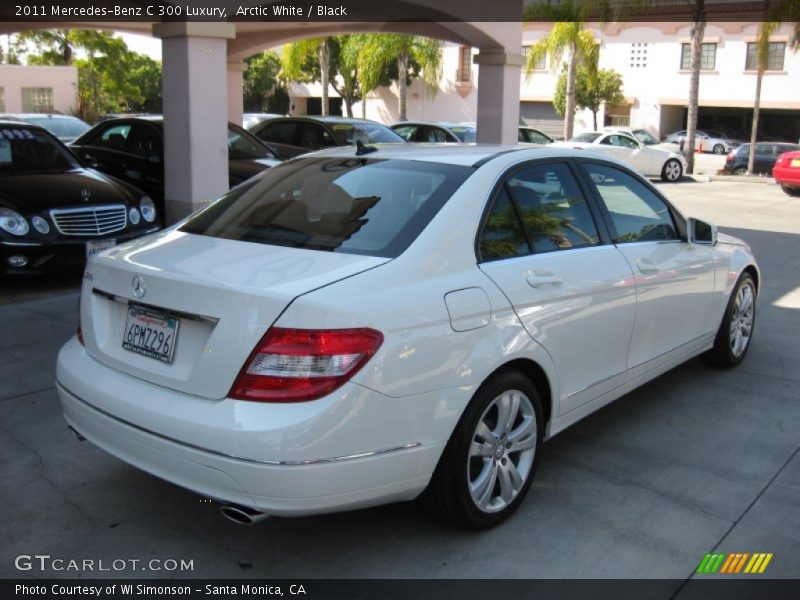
[553,131,688,182]
[57,145,759,529]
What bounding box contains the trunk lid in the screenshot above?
[82,229,389,399]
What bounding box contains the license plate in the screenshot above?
[791,159,800,167]
[86,239,116,258]
[122,305,180,364]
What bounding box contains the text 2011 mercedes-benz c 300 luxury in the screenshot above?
[57,145,759,529]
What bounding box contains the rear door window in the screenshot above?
[181,157,473,258]
[97,124,133,151]
[507,162,600,253]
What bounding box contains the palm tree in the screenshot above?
[282,37,332,116]
[526,23,598,140]
[683,1,707,175]
[355,34,442,122]
[747,19,779,175]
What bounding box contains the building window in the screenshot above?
[522,46,546,70]
[746,41,785,71]
[457,46,472,83]
[0,87,5,113]
[21,87,54,113]
[680,43,716,70]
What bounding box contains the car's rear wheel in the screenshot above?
[732,166,747,176]
[661,159,683,182]
[423,370,542,529]
[713,144,726,155]
[780,184,800,197]
[702,272,756,368]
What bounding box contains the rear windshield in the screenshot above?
[180,157,473,258]
[327,122,405,145]
[26,117,90,139]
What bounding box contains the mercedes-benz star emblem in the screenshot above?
[131,275,146,299]
[81,188,91,202]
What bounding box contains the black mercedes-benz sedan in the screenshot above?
[0,120,161,275]
[70,116,281,209]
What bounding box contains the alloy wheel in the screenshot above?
[730,282,755,357]
[467,390,537,513]
[664,159,682,181]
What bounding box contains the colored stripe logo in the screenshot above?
[696,552,773,574]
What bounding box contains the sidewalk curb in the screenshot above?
[708,174,776,184]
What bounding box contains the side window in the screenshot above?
[479,187,530,261]
[507,162,600,253]
[617,135,639,149]
[527,130,551,144]
[297,123,336,149]
[755,144,774,156]
[128,125,163,157]
[259,121,296,145]
[424,127,449,143]
[599,135,614,146]
[393,125,418,142]
[585,163,678,243]
[97,124,132,151]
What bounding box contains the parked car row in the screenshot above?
[21,110,788,277]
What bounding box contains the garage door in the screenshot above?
[520,102,563,139]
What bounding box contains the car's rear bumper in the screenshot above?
[56,338,463,516]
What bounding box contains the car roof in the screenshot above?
[291,143,631,167]
[392,121,475,129]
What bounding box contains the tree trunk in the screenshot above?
[64,43,73,66]
[685,9,706,175]
[344,97,354,118]
[398,50,408,122]
[592,109,598,131]
[319,39,330,116]
[748,67,764,175]
[564,40,578,140]
[362,90,367,118]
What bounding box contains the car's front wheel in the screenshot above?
[661,159,683,182]
[713,144,726,155]
[423,370,543,529]
[780,184,800,197]
[702,272,756,367]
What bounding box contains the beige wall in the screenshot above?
[0,65,78,114]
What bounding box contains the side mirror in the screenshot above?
[688,217,717,245]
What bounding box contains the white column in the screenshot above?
[227,61,245,125]
[474,50,523,145]
[154,22,236,224]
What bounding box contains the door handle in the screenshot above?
[636,257,661,274]
[526,271,563,288]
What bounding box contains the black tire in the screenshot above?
[422,370,543,529]
[732,166,747,176]
[780,184,800,197]
[702,272,756,368]
[713,144,726,155]
[661,158,683,182]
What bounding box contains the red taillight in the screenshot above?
[726,153,734,161]
[230,327,384,402]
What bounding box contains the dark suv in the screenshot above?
[723,142,800,175]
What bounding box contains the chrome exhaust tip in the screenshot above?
[220,504,269,526]
[68,426,86,442]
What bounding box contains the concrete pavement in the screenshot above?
[0,180,798,585]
